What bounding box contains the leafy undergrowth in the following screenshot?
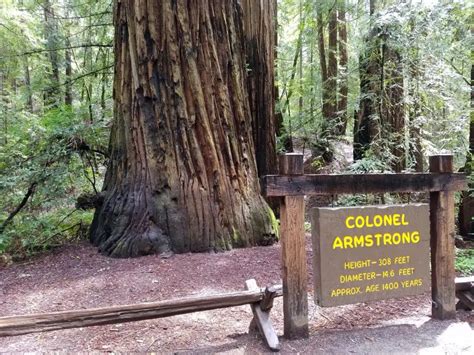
[0,209,93,261]
[455,248,474,276]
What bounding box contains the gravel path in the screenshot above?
[0,238,472,353]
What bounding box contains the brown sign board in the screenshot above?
[311,204,430,307]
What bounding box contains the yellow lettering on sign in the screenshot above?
[402,214,409,225]
[355,216,364,228]
[401,279,422,288]
[353,235,365,248]
[365,284,380,293]
[398,267,415,276]
[333,231,421,249]
[343,259,372,269]
[343,236,354,248]
[333,237,343,249]
[346,216,355,229]
[412,231,420,243]
[330,287,362,297]
[394,256,410,264]
[393,214,401,226]
[374,215,383,227]
[343,213,412,229]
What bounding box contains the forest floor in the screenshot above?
[0,237,472,354]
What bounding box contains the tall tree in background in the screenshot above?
[354,1,382,160]
[43,0,61,107]
[316,3,330,123]
[354,1,407,171]
[317,1,347,137]
[458,61,474,236]
[407,17,424,173]
[337,0,348,135]
[381,34,406,172]
[90,0,276,257]
[327,4,338,133]
[241,0,277,178]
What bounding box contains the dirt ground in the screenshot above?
[0,236,472,354]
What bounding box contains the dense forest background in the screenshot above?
[0,0,471,259]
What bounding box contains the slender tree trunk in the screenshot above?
[0,72,6,145]
[408,27,423,172]
[43,0,61,107]
[241,0,277,178]
[370,0,376,15]
[24,56,33,112]
[64,1,73,105]
[65,45,73,105]
[90,0,276,257]
[458,62,474,236]
[309,30,315,123]
[317,6,331,121]
[274,3,292,152]
[337,0,348,135]
[327,5,338,135]
[101,50,108,119]
[298,0,304,127]
[280,29,303,152]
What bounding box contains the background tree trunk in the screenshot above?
[354,29,381,160]
[381,43,406,172]
[458,62,474,237]
[24,56,33,112]
[43,0,61,107]
[354,2,382,161]
[316,6,331,122]
[90,0,276,257]
[327,6,338,135]
[241,0,277,178]
[337,0,348,135]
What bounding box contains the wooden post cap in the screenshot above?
[279,153,304,175]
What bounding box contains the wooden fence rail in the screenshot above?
[0,283,282,341]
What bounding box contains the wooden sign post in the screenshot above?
[279,153,308,339]
[430,155,456,319]
[267,153,465,338]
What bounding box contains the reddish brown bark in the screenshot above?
[241,0,277,178]
[90,0,276,257]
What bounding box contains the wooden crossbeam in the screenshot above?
[455,276,474,291]
[262,173,466,197]
[0,286,282,337]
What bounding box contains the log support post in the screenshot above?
[279,153,309,338]
[245,279,280,352]
[429,155,456,319]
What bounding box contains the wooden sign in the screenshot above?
[311,204,430,307]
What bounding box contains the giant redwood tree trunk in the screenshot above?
[90,0,276,257]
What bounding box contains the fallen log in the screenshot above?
[0,285,282,337]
